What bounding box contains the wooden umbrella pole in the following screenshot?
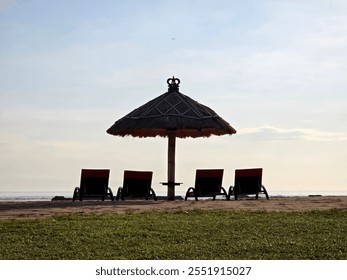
[167,131,176,200]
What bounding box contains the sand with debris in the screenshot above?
[0,196,346,219]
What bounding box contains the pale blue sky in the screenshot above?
[1,0,346,194]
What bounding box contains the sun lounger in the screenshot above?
[228,168,269,200]
[72,169,114,201]
[185,169,229,201]
[116,170,157,201]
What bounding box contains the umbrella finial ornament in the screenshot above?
[167,76,180,92]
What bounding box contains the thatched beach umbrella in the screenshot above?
[107,77,236,200]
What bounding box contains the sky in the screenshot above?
[1,0,346,195]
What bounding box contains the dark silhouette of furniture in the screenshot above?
[116,170,157,201]
[228,168,269,200]
[185,169,229,201]
[72,169,114,201]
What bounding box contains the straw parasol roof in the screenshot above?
[107,77,236,137]
[107,77,236,200]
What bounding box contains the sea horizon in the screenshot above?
[0,190,347,202]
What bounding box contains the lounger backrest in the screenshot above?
[80,169,110,195]
[234,168,262,194]
[195,169,223,194]
[123,170,153,196]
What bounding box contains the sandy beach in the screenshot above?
[0,196,346,219]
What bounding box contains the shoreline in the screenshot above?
[0,196,346,219]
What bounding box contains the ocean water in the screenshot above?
[0,190,346,202]
[0,191,73,202]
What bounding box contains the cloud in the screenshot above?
[0,0,15,11]
[238,125,347,142]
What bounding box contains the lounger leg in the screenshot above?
[185,187,196,201]
[227,186,234,201]
[72,187,79,202]
[116,187,122,201]
[221,187,229,200]
[108,188,114,201]
[262,186,270,200]
[150,189,157,201]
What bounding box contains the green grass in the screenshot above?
[0,210,346,259]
